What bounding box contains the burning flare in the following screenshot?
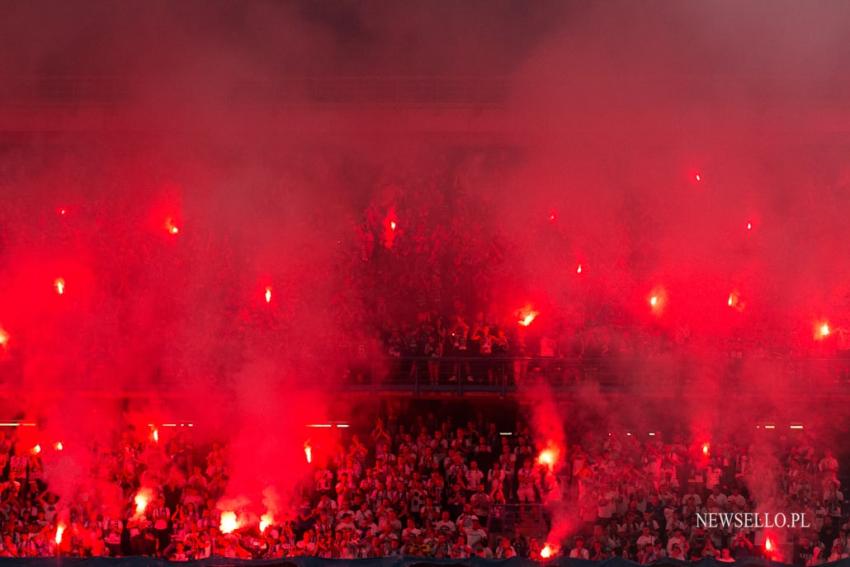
[54,441,64,451]
[134,488,153,517]
[540,544,558,559]
[260,512,274,533]
[55,524,65,545]
[765,536,773,553]
[220,511,239,534]
[537,447,558,470]
[32,444,41,455]
[517,307,539,327]
[264,286,272,304]
[151,426,159,444]
[0,327,9,348]
[304,442,312,464]
[54,278,65,295]
[816,322,831,340]
[702,442,710,457]
[165,218,180,235]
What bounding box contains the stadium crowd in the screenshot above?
[0,409,846,566]
[370,312,850,389]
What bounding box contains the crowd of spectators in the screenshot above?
[367,311,850,389]
[0,408,846,566]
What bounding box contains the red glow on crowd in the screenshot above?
[54,524,65,545]
[219,511,239,534]
[264,286,272,304]
[54,278,65,295]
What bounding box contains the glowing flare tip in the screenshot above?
[220,511,239,534]
[537,448,557,470]
[518,309,539,327]
[702,442,710,456]
[0,328,8,348]
[541,544,557,559]
[819,323,831,338]
[389,220,397,231]
[765,537,773,552]
[165,218,180,235]
[727,292,740,309]
[576,264,582,274]
[134,488,152,516]
[55,524,65,545]
[54,278,65,295]
[265,286,272,304]
[32,444,41,455]
[304,443,312,464]
[260,512,273,533]
[54,441,63,451]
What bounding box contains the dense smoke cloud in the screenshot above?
[0,0,848,535]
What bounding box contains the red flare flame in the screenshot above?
[541,544,558,559]
[518,308,539,327]
[537,448,557,470]
[134,488,153,517]
[220,511,239,534]
[260,512,273,533]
